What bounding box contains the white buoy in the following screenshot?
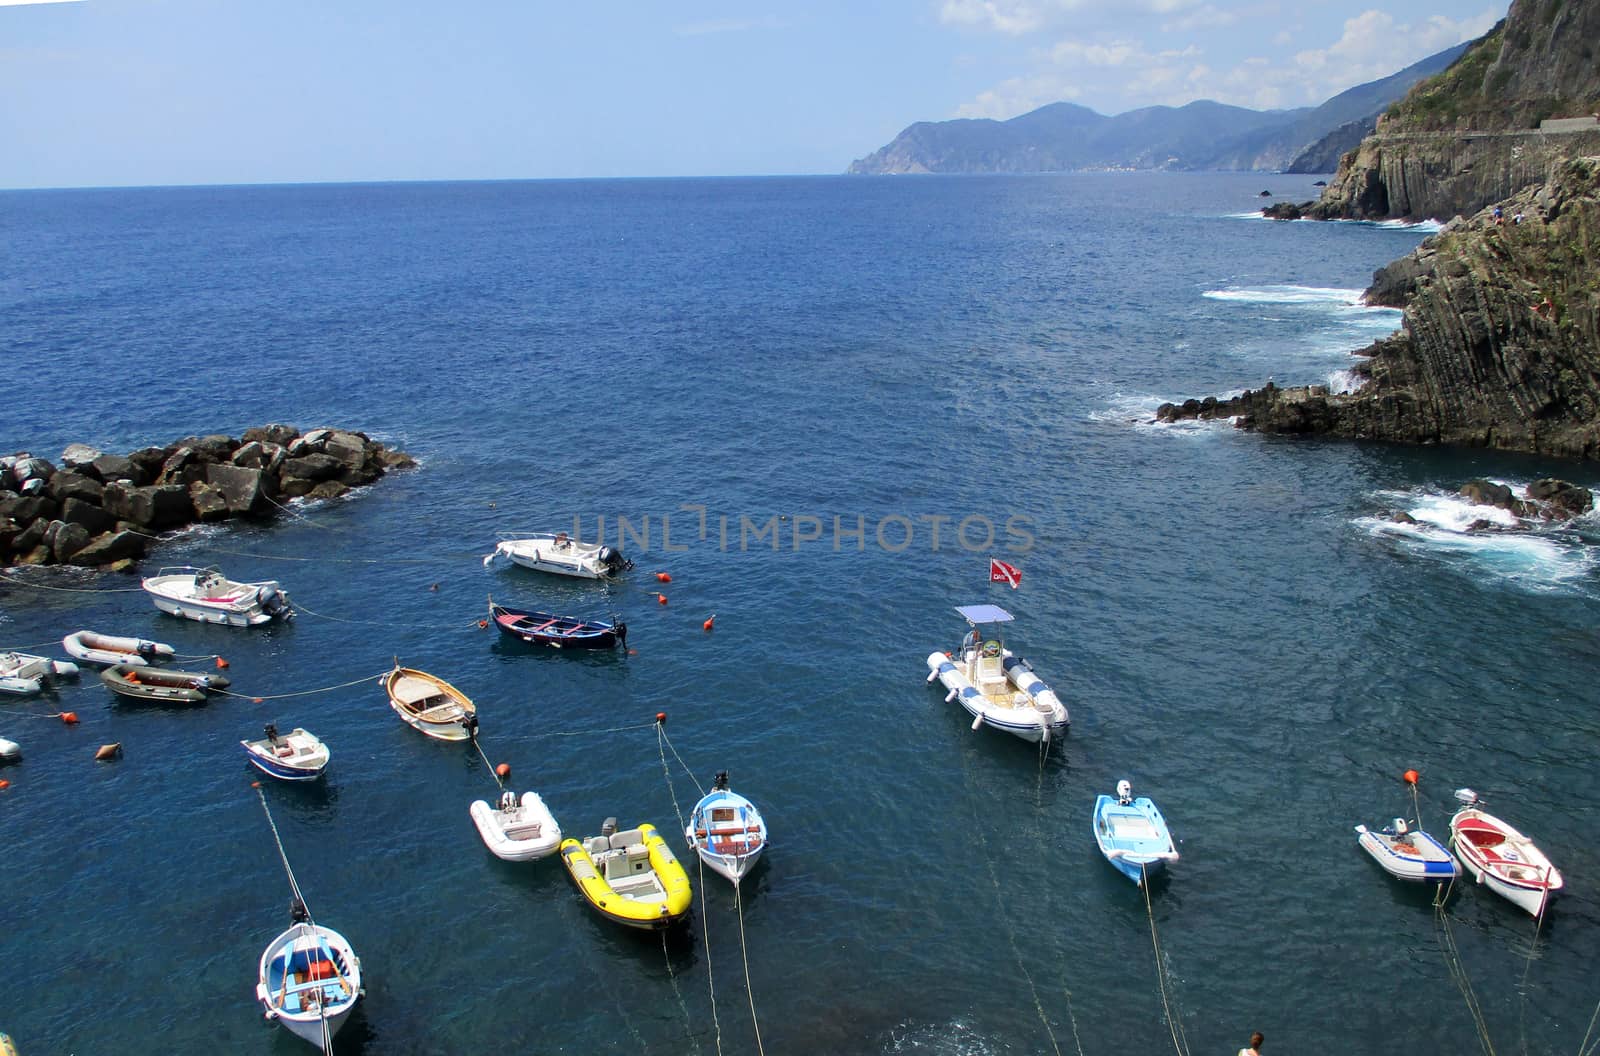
[0,736,21,762]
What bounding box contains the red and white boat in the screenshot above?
[1449,789,1563,917]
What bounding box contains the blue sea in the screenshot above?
[3,174,1599,1055]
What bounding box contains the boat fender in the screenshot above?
[945,689,957,703]
[970,713,985,731]
[94,743,123,761]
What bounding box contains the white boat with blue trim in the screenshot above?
[684,772,767,885]
[925,605,1067,743]
[142,566,293,626]
[1355,817,1459,883]
[1093,780,1179,885]
[256,912,362,1048]
[483,532,632,579]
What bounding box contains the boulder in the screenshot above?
[1526,478,1593,518]
[191,434,238,462]
[204,463,272,515]
[241,424,299,447]
[60,444,103,471]
[188,483,231,522]
[158,446,206,487]
[337,464,381,487]
[0,494,59,526]
[322,430,368,468]
[101,483,193,530]
[71,530,148,565]
[378,448,418,470]
[93,453,146,485]
[281,453,343,482]
[51,521,92,563]
[308,480,350,501]
[11,519,47,553]
[11,456,54,485]
[61,497,115,536]
[47,470,104,505]
[14,544,50,565]
[279,476,315,499]
[1459,479,1516,510]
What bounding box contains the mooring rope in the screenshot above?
[291,597,483,631]
[1141,864,1193,1056]
[693,841,726,1056]
[254,783,310,915]
[957,742,1069,1056]
[1435,897,1498,1056]
[470,736,506,789]
[215,671,386,703]
[662,923,707,1055]
[539,719,660,740]
[658,722,707,799]
[1516,875,1551,1056]
[0,638,73,651]
[1576,993,1600,1056]
[0,571,145,593]
[733,883,767,1056]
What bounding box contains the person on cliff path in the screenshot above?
[1238,1031,1265,1056]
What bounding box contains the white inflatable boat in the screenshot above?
[925,605,1068,743]
[0,651,80,696]
[63,629,177,667]
[470,790,563,861]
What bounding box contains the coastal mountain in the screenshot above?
[846,43,1469,175]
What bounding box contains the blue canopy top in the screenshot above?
[956,604,1014,625]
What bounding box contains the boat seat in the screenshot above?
[609,828,645,850]
[584,836,610,855]
[503,820,543,840]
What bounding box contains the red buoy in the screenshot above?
[252,697,264,704]
[0,779,10,790]
[656,572,672,583]
[478,619,488,629]
[656,712,667,725]
[60,711,79,725]
[496,763,512,779]
[703,614,715,632]
[215,656,230,669]
[1403,769,1420,785]
[657,593,668,606]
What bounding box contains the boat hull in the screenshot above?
[686,787,767,885]
[1093,793,1179,886]
[560,822,691,929]
[470,791,563,861]
[926,648,1068,743]
[0,653,79,697]
[1356,826,1459,882]
[256,922,361,1049]
[1450,808,1562,916]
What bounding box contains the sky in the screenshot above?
[1,0,1503,188]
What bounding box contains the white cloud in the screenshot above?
[955,5,1502,119]
[940,0,1210,34]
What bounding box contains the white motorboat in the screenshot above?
[0,651,80,696]
[470,789,563,861]
[483,533,632,579]
[1449,789,1563,917]
[925,604,1068,743]
[256,915,363,1049]
[685,772,767,885]
[241,724,330,781]
[1355,818,1459,883]
[141,566,293,626]
[62,629,176,667]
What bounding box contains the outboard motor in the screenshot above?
[1454,787,1480,807]
[290,898,310,924]
[1391,818,1409,835]
[712,770,730,792]
[600,817,618,839]
[498,790,518,812]
[614,619,628,650]
[599,546,632,574]
[1116,779,1133,805]
[263,722,280,743]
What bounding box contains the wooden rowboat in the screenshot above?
[382,663,478,741]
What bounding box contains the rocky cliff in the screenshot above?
[1311,0,1600,221]
[1167,157,1600,458]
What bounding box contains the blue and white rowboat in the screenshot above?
[1093,780,1179,886]
[685,773,767,885]
[241,724,330,781]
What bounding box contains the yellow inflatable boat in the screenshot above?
[1,1030,20,1056]
[560,820,691,930]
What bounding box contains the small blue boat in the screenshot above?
[1093,780,1179,886]
[241,724,330,782]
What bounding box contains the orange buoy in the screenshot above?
[94,743,123,761]
[703,614,715,632]
[478,619,488,629]
[656,712,667,725]
[60,711,79,725]
[1403,769,1420,785]
[0,779,9,790]
[496,763,512,779]
[655,572,672,583]
[657,593,668,606]
[215,656,230,669]
[252,697,264,704]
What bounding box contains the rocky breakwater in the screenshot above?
[1388,477,1594,528]
[0,426,416,570]
[1162,156,1600,458]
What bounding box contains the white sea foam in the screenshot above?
[1203,285,1365,305]
[1325,369,1365,394]
[1359,484,1600,594]
[1087,392,1239,435]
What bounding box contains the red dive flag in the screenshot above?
[990,558,1021,589]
